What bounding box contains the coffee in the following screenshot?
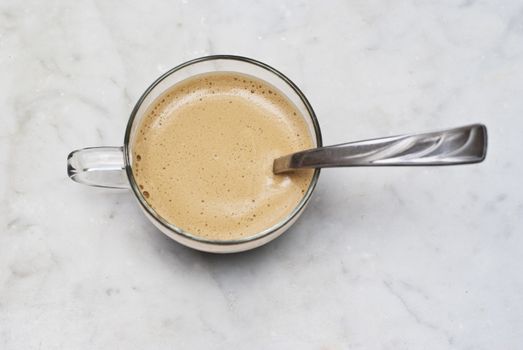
[132,72,314,240]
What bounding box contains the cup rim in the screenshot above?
[123,55,322,246]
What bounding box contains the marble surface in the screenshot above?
[1,0,522,348]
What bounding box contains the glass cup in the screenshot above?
[67,55,322,253]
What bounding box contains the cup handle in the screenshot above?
[67,146,129,189]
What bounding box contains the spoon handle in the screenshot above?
[273,124,487,174]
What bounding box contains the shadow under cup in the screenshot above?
[68,55,322,253]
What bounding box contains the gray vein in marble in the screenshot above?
[383,280,454,345]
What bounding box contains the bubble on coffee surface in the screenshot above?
[132,72,314,240]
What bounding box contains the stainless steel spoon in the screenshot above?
[273,124,487,174]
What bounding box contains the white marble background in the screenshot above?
[1,0,522,349]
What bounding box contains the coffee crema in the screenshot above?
[132,72,314,240]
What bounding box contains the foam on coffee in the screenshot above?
[132,72,315,240]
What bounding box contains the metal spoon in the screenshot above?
[273,124,487,174]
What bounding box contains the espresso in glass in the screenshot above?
[132,72,314,240]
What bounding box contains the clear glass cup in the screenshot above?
[67,55,322,253]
